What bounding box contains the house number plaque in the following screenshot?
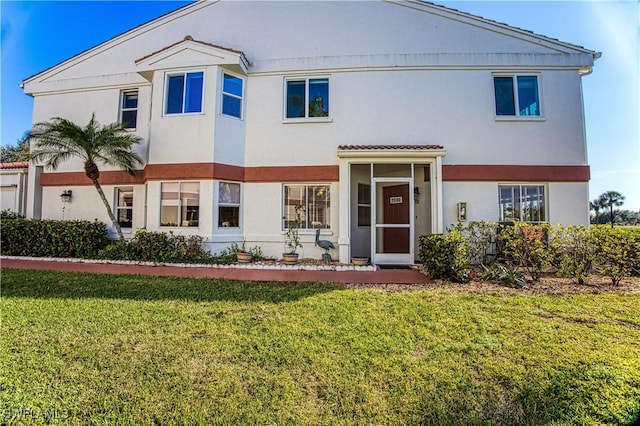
[389,196,403,204]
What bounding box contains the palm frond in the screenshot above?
[27,114,143,173]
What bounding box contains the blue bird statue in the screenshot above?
[315,229,335,262]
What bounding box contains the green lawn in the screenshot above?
[2,269,639,425]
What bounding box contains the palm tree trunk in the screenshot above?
[610,206,614,228]
[90,178,124,239]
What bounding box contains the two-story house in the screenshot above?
[22,0,598,264]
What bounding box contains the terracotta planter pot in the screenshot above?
[352,257,369,266]
[236,252,253,263]
[282,253,299,265]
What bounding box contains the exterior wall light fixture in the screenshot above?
[60,190,73,203]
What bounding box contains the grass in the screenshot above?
[2,269,639,425]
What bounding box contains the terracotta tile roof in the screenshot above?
[0,161,29,169]
[135,35,250,65]
[338,144,444,150]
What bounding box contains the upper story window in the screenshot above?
[499,184,546,222]
[494,75,540,117]
[165,71,204,115]
[120,91,138,129]
[285,77,329,120]
[222,73,244,119]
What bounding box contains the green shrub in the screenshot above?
[98,230,214,264]
[0,210,24,220]
[592,227,640,286]
[0,218,108,258]
[455,221,500,265]
[418,231,470,283]
[550,225,597,284]
[477,263,526,287]
[500,222,552,282]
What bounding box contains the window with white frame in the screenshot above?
[218,182,241,227]
[494,75,540,117]
[285,77,329,119]
[221,73,244,119]
[357,183,371,226]
[120,91,138,129]
[160,182,200,227]
[165,71,204,114]
[499,184,546,222]
[283,184,330,229]
[115,187,133,229]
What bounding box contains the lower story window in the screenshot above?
[218,182,241,227]
[357,183,371,226]
[499,184,545,222]
[115,187,133,229]
[283,184,330,229]
[160,182,199,227]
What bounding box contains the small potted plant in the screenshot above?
[283,204,304,264]
[236,238,253,263]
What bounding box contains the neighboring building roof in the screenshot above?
[0,161,29,170]
[338,144,444,150]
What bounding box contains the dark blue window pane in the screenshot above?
[309,78,329,117]
[122,110,137,129]
[122,92,138,109]
[185,72,203,113]
[494,77,515,116]
[222,95,241,118]
[223,74,243,97]
[166,75,184,114]
[517,76,540,116]
[286,80,305,118]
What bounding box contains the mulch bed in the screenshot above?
[346,274,640,295]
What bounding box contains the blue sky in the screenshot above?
[1,0,638,211]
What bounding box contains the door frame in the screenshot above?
[336,147,446,265]
[372,177,414,265]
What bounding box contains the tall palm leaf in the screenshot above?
[28,114,143,239]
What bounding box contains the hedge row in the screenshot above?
[0,218,237,265]
[1,218,109,258]
[97,230,219,264]
[419,222,640,286]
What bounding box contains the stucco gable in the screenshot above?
[22,0,598,91]
[135,35,250,79]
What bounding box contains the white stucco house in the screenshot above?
[1,162,29,216]
[21,0,598,264]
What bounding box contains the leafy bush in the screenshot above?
[0,218,108,258]
[98,230,214,264]
[0,210,24,220]
[418,230,470,283]
[550,225,597,284]
[455,221,499,265]
[591,227,640,286]
[477,264,526,287]
[500,222,552,282]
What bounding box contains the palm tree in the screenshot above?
[598,191,625,228]
[28,114,143,239]
[589,198,606,224]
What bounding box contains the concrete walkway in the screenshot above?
[1,258,430,284]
